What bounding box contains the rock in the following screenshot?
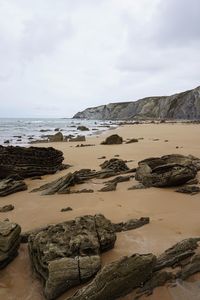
[76,144,95,147]
[77,126,89,131]
[138,271,174,296]
[0,204,14,212]
[101,134,123,145]
[4,140,10,144]
[104,175,132,184]
[0,220,21,269]
[98,156,106,159]
[98,182,117,192]
[49,132,63,142]
[113,217,150,232]
[154,238,200,271]
[179,254,200,280]
[0,178,27,197]
[54,128,60,131]
[0,145,64,179]
[67,254,156,300]
[40,129,51,132]
[100,158,129,172]
[69,135,86,142]
[126,138,139,144]
[68,189,94,194]
[31,170,97,195]
[186,178,199,185]
[61,207,73,212]
[176,185,200,195]
[31,176,42,180]
[28,214,116,299]
[128,183,147,190]
[135,154,198,187]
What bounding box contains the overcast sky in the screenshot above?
[0,0,200,117]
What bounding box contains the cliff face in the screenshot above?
[73,86,200,120]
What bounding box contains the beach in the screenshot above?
[0,122,200,300]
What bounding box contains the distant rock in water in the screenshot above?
[73,86,200,120]
[0,145,64,179]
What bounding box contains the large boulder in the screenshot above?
[135,154,199,187]
[101,134,123,145]
[67,254,156,300]
[0,220,21,269]
[28,214,116,299]
[0,145,64,179]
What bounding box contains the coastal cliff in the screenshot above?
[73,86,200,120]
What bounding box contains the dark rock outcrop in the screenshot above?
[98,182,117,192]
[135,154,199,187]
[67,254,156,300]
[48,132,63,142]
[0,145,64,179]
[77,126,89,131]
[28,214,116,299]
[0,178,27,197]
[73,86,200,120]
[0,220,21,269]
[101,134,123,145]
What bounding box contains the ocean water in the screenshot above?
[0,118,117,146]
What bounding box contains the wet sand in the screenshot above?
[0,123,200,300]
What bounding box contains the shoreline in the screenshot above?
[0,122,200,300]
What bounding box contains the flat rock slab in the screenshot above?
[0,145,64,179]
[28,214,116,299]
[0,220,21,269]
[0,204,14,212]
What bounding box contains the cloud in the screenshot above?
[0,0,199,117]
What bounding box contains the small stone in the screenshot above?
[0,204,14,212]
[61,207,73,212]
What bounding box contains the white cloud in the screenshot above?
[0,0,199,117]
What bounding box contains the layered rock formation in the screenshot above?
[73,86,200,120]
[0,145,64,179]
[28,214,116,299]
[0,220,21,269]
[135,154,199,187]
[0,178,27,196]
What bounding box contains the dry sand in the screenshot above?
[0,123,200,300]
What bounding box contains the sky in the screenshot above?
[0,0,200,117]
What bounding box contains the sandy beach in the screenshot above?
[0,123,200,300]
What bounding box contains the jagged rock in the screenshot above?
[28,214,116,299]
[48,132,63,142]
[101,134,123,145]
[0,145,64,179]
[77,126,89,131]
[104,175,131,184]
[135,154,198,187]
[31,170,97,195]
[67,254,156,300]
[100,158,129,172]
[0,220,21,269]
[61,207,73,212]
[69,135,86,142]
[99,182,117,192]
[155,238,200,271]
[126,138,139,144]
[0,204,14,212]
[186,178,199,185]
[179,254,200,280]
[128,183,147,190]
[68,189,94,194]
[113,217,150,232]
[176,185,200,195]
[0,178,27,197]
[138,271,174,296]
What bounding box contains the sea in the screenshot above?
[0,118,117,146]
